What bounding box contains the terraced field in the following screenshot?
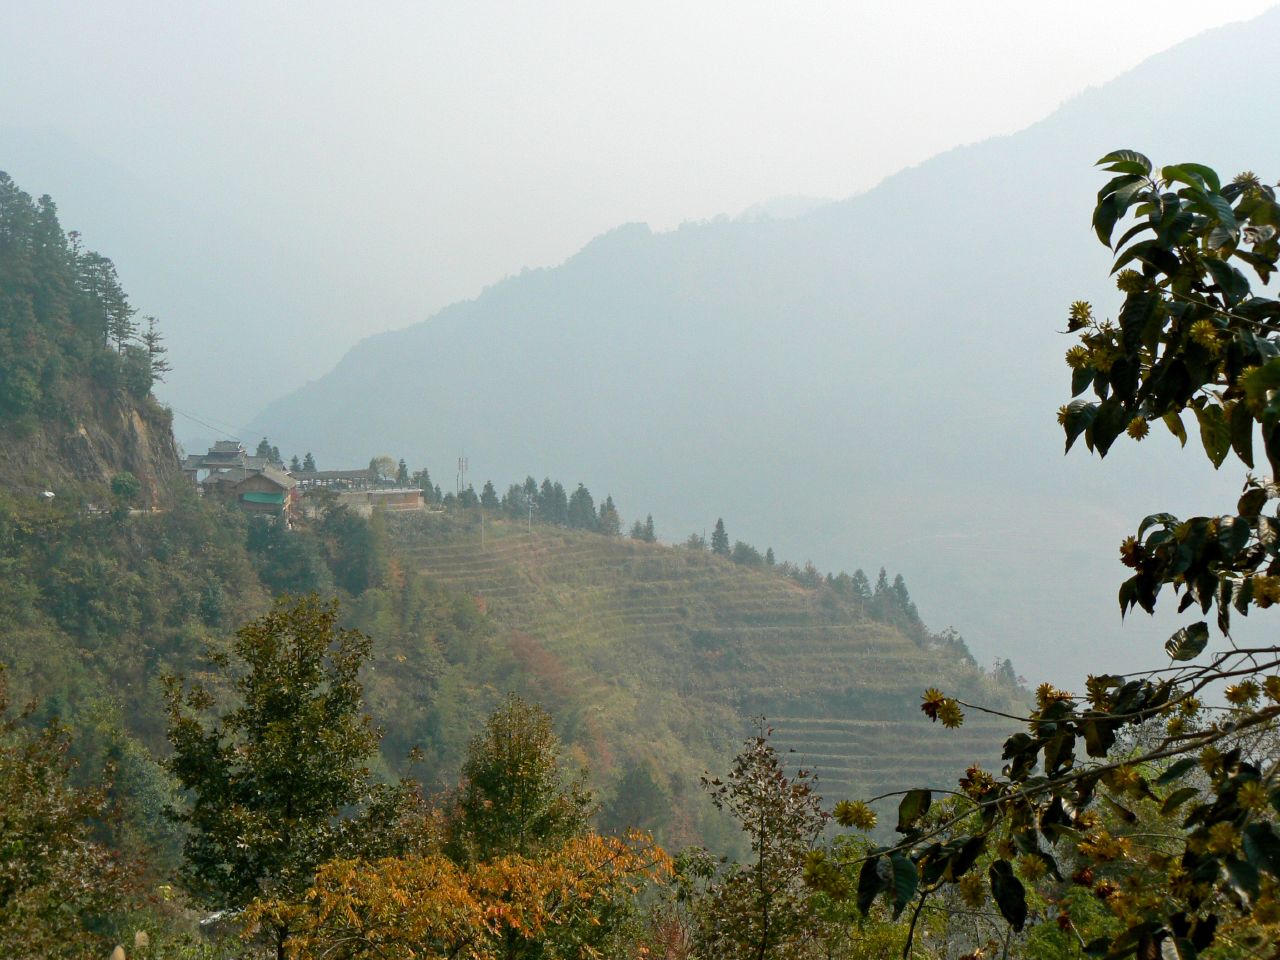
[388,511,1023,821]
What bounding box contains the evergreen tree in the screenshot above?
[458,485,479,508]
[480,480,499,509]
[892,573,919,621]
[873,567,891,597]
[395,459,410,486]
[551,482,569,525]
[684,532,707,551]
[711,518,730,556]
[765,547,775,566]
[303,452,317,472]
[165,596,415,956]
[850,568,871,600]
[140,315,170,382]
[566,483,597,530]
[731,541,763,566]
[271,445,281,464]
[257,437,273,459]
[289,455,302,472]
[503,483,527,518]
[642,514,655,542]
[598,495,621,536]
[538,478,556,519]
[449,694,593,863]
[630,520,646,540]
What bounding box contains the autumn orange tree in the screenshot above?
[251,832,671,960]
[811,154,1280,959]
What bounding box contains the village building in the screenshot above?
[231,467,299,520]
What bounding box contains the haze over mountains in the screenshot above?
[248,10,1280,684]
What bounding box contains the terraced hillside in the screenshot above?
[388,510,1024,836]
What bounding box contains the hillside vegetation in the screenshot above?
[386,509,1022,842]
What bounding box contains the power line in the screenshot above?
[168,406,242,441]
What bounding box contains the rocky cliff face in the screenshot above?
[4,392,182,507]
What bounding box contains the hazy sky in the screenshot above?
[2,1,1276,430]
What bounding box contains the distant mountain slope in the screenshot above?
[384,509,1019,844]
[249,9,1280,683]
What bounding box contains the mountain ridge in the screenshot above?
[247,9,1280,685]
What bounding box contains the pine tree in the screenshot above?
[566,484,597,530]
[711,518,730,556]
[303,452,317,472]
[140,315,170,382]
[480,481,499,509]
[598,496,621,536]
[396,459,410,486]
[765,547,775,566]
[290,455,302,472]
[642,514,656,543]
[257,437,274,459]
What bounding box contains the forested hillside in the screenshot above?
[0,169,1022,876]
[384,509,1019,845]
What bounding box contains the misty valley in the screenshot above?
[4,8,1280,960]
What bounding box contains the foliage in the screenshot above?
[164,595,419,953]
[0,665,140,958]
[688,725,832,959]
[449,694,594,863]
[0,172,167,428]
[817,153,1280,959]
[251,831,671,960]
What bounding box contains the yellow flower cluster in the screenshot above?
[1225,680,1260,706]
[958,873,985,908]
[1035,683,1073,708]
[1252,576,1280,608]
[1079,830,1131,862]
[832,800,877,831]
[1189,319,1220,350]
[1115,269,1146,293]
[1239,780,1270,812]
[1265,675,1280,702]
[1207,821,1240,854]
[1065,345,1092,369]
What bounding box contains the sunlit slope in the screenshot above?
[389,511,1019,806]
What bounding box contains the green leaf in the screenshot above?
[988,860,1027,932]
[1164,621,1209,661]
[896,789,932,833]
[1229,401,1256,468]
[1162,163,1210,193]
[1093,194,1122,246]
[1098,173,1144,204]
[1161,787,1200,815]
[1089,398,1128,456]
[1063,400,1097,454]
[1166,162,1221,193]
[889,851,918,919]
[856,856,885,915]
[1193,404,1231,468]
[943,834,985,881]
[1156,757,1199,785]
[1163,411,1187,447]
[1204,258,1249,305]
[1244,822,1280,877]
[1097,150,1152,176]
